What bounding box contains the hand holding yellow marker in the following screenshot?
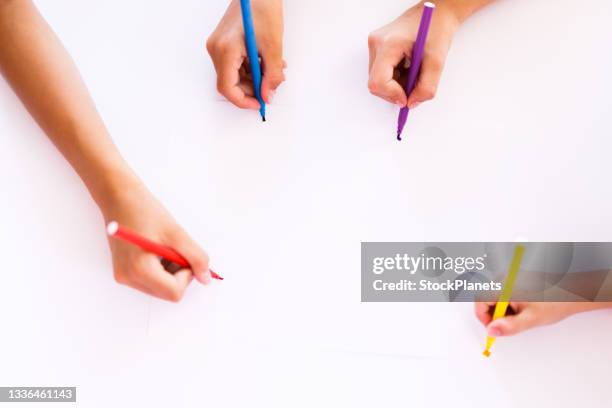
[483,245,525,357]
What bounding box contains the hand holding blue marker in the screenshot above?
[239,0,266,121]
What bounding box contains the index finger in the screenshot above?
[474,302,496,326]
[136,256,194,303]
[367,45,408,106]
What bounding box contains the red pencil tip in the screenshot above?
[210,270,224,280]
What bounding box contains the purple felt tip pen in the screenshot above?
[397,2,435,141]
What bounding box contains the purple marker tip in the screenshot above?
[396,2,435,140]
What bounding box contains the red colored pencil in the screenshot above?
[106,221,223,280]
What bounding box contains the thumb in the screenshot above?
[167,228,211,285]
[260,49,285,104]
[487,311,538,337]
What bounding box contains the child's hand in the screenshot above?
[102,182,211,302]
[206,0,285,109]
[475,302,610,336]
[367,2,460,108]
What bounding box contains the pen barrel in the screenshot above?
[397,107,409,135]
[115,225,190,268]
[397,3,434,138]
[239,0,265,109]
[404,4,434,97]
[492,301,510,320]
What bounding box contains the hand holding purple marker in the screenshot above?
[397,2,435,141]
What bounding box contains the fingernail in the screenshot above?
[269,90,276,103]
[488,327,502,337]
[396,101,405,108]
[408,101,421,109]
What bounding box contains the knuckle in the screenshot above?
[166,288,184,303]
[217,84,240,105]
[113,271,129,285]
[419,85,436,100]
[367,33,381,49]
[216,37,233,53]
[207,35,232,55]
[367,79,380,95]
[205,37,215,55]
[268,72,285,86]
[216,79,229,96]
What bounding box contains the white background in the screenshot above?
[1,0,612,406]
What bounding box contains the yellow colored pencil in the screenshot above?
[483,244,525,357]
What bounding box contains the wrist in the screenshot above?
[240,0,283,15]
[408,1,461,32]
[251,0,282,6]
[86,162,144,221]
[234,0,282,8]
[560,302,612,317]
[579,302,612,312]
[425,0,477,25]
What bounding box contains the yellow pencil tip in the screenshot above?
[483,349,491,357]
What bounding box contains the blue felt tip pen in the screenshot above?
[239,0,266,121]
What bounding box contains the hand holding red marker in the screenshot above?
[107,221,223,281]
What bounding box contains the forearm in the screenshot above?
[575,302,612,313]
[0,0,139,213]
[423,0,495,24]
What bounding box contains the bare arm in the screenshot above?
[0,0,135,208]
[0,0,211,301]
